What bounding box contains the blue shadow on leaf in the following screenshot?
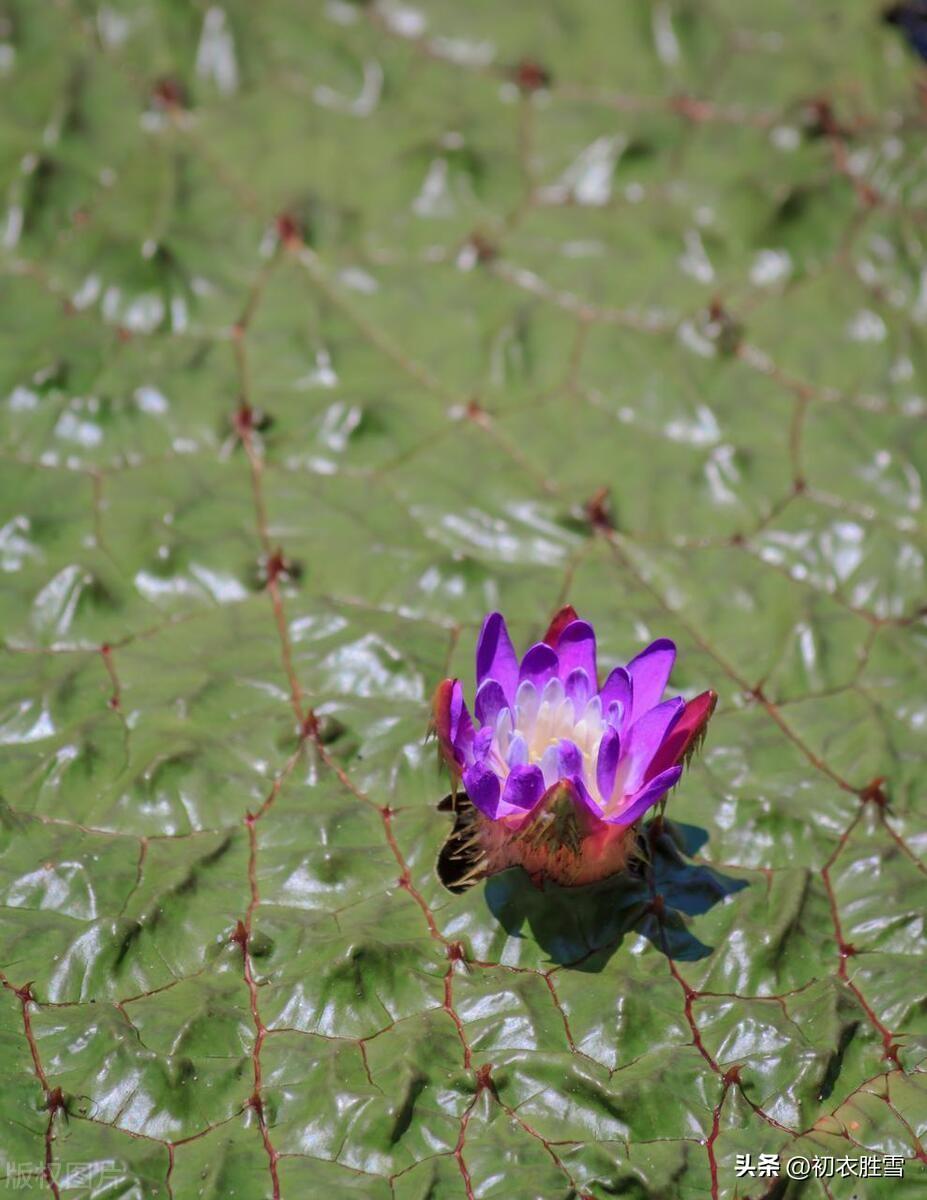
[484,819,748,972]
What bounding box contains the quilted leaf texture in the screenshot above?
[1,3,926,1198]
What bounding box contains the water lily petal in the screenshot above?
[463,760,502,818]
[476,612,519,703]
[555,620,597,685]
[568,775,605,819]
[557,738,585,780]
[507,732,528,768]
[473,725,494,761]
[519,642,559,690]
[539,744,560,788]
[626,638,676,723]
[583,694,602,725]
[499,764,546,814]
[624,697,685,793]
[600,666,632,724]
[541,675,566,707]
[605,765,682,826]
[475,678,508,727]
[514,678,540,726]
[493,707,513,762]
[564,667,591,711]
[595,726,622,807]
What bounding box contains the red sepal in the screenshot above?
[431,678,460,772]
[543,605,580,648]
[644,690,717,783]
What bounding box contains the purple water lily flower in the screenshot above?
[433,607,716,887]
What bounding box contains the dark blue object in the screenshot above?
[885,2,927,61]
[484,819,749,971]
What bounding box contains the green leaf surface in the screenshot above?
[1,2,926,1197]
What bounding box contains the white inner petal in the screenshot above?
[506,731,528,768]
[514,678,540,726]
[492,707,513,762]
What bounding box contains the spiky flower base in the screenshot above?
[437,783,641,892]
[481,802,637,887]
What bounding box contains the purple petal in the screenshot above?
[624,697,685,793]
[599,666,632,726]
[447,680,474,765]
[604,765,682,827]
[475,679,508,727]
[476,612,519,704]
[626,638,676,723]
[605,699,625,729]
[568,775,605,820]
[595,727,622,806]
[463,760,502,818]
[519,642,559,691]
[564,667,591,711]
[555,620,597,686]
[557,738,584,780]
[472,725,494,763]
[499,765,545,815]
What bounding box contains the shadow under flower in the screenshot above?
[483,819,748,971]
